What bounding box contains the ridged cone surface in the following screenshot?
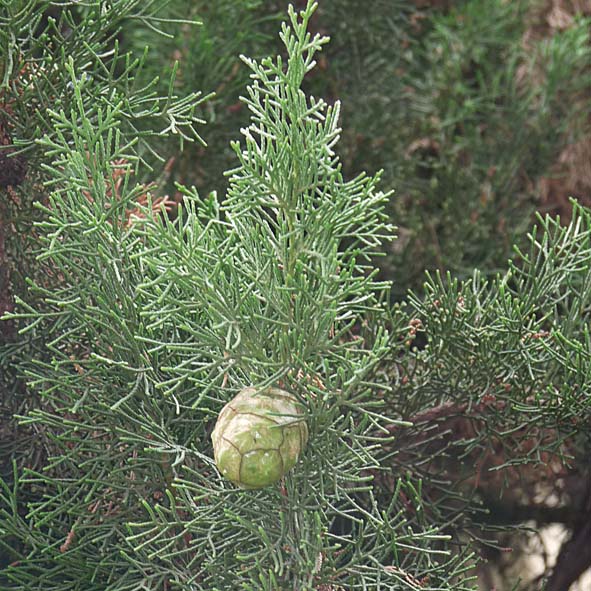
[212,387,308,489]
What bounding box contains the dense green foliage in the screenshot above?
[0,3,472,589]
[122,0,591,294]
[0,0,208,483]
[1,1,591,590]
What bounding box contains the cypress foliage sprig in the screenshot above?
[1,2,477,589]
[381,201,591,562]
[0,0,210,168]
[0,0,212,484]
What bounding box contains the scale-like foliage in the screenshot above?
[1,2,476,589]
[377,202,591,580]
[0,0,211,473]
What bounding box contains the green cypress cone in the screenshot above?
[211,387,308,489]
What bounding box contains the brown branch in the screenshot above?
[477,497,577,527]
[545,519,591,591]
[387,398,508,432]
[546,485,591,591]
